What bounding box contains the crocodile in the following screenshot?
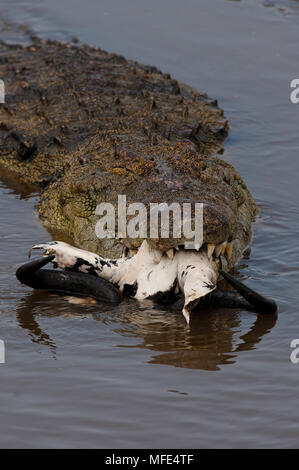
[0,36,276,320]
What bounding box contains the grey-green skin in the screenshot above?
[0,37,257,267]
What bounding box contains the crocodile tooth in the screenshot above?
[166,248,174,260]
[129,249,137,257]
[207,243,216,259]
[215,242,223,258]
[225,241,234,260]
[221,241,227,255]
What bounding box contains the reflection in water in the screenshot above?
[16,291,57,355]
[16,291,277,371]
[147,309,277,370]
[0,167,39,199]
[124,303,277,370]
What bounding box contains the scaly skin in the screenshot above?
[0,37,257,266]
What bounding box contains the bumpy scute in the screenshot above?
[0,37,257,263]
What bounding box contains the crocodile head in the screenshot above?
[38,139,257,275]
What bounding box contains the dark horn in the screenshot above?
[171,291,256,313]
[208,290,255,311]
[16,255,55,287]
[170,291,253,313]
[16,257,123,305]
[219,269,277,315]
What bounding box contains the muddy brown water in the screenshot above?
[0,0,299,449]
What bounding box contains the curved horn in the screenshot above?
[16,256,123,305]
[16,255,55,287]
[170,291,251,311]
[208,290,255,310]
[219,269,277,315]
[171,291,256,313]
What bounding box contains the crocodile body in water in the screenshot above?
[0,36,274,320]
